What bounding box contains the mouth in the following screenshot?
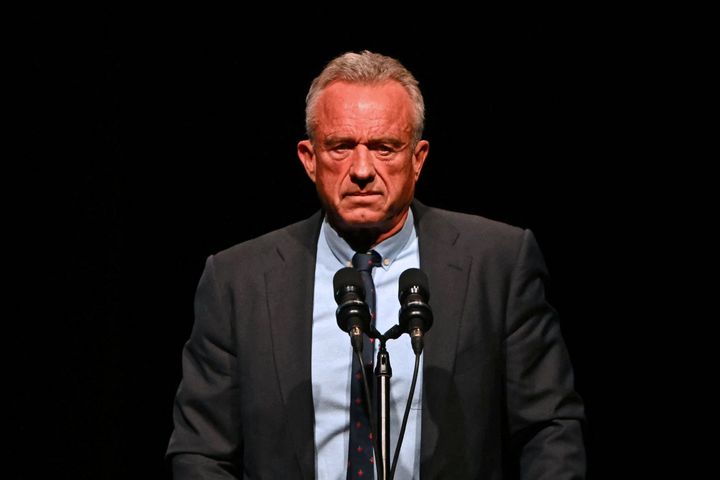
[344,193,383,209]
[346,191,382,197]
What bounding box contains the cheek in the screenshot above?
[383,162,415,190]
[315,162,346,196]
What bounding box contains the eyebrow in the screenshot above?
[323,136,405,147]
[322,136,355,146]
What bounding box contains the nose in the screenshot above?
[348,145,375,184]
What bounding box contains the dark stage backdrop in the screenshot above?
[23,6,642,479]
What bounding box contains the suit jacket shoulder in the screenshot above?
[210,210,324,280]
[413,200,530,268]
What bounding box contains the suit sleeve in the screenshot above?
[166,255,243,479]
[505,230,586,479]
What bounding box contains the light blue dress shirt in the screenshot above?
[311,210,423,480]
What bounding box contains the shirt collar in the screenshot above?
[322,209,415,271]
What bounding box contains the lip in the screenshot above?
[346,192,382,197]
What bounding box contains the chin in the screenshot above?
[335,210,385,230]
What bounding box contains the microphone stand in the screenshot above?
[372,325,403,480]
[375,341,391,480]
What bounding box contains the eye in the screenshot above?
[333,143,353,152]
[377,145,393,156]
[370,143,396,158]
[326,142,354,160]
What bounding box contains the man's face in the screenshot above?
[298,81,429,235]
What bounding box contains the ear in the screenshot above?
[412,140,430,181]
[297,140,317,183]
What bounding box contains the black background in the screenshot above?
[22,5,653,479]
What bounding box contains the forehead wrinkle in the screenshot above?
[318,112,411,143]
[314,82,414,142]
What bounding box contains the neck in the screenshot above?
[332,209,409,253]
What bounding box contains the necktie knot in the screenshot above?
[351,250,380,327]
[352,250,382,273]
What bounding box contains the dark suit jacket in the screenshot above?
[167,200,586,479]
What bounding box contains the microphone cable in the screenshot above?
[389,351,421,480]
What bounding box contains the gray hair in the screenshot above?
[305,50,425,144]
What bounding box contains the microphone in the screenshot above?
[398,268,434,354]
[334,267,371,352]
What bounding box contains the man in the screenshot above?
[167,50,586,479]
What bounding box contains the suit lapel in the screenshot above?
[265,212,323,480]
[413,202,471,476]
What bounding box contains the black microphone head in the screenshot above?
[333,267,364,303]
[399,268,430,303]
[398,268,433,345]
[333,267,371,344]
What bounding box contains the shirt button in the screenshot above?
[383,258,391,266]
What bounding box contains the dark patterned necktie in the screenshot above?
[347,250,381,479]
